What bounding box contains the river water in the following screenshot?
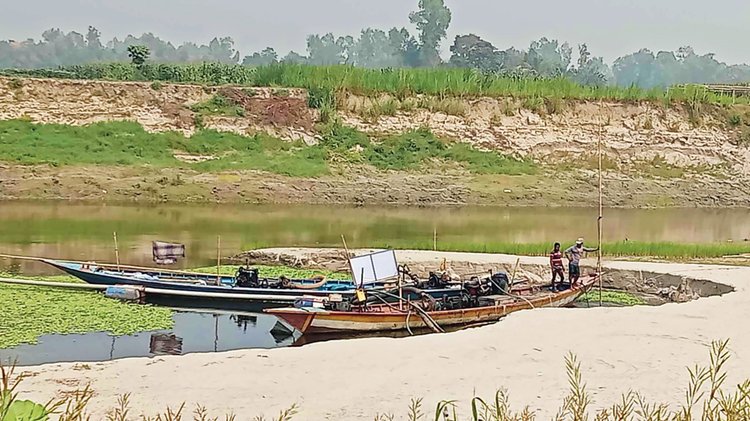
[3,200,747,365]
[2,201,750,274]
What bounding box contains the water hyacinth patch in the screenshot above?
[0,274,174,349]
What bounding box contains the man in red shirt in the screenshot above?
[550,242,565,292]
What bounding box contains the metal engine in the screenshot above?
[463,272,510,297]
[235,267,260,288]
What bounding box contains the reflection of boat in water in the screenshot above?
[266,274,598,334]
[149,333,183,355]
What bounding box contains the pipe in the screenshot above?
[0,277,299,302]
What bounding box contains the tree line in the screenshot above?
[2,0,748,88]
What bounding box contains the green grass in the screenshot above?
[357,240,750,259]
[192,264,350,280]
[325,125,536,174]
[5,63,747,106]
[190,94,245,117]
[0,119,329,177]
[0,119,531,177]
[579,290,646,306]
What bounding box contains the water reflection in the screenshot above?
[0,310,299,366]
[2,201,750,275]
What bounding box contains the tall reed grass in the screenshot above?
[369,240,750,259]
[4,63,746,106]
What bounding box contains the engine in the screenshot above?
[235,267,260,288]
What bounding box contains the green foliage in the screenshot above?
[306,86,337,123]
[367,239,750,259]
[126,45,150,66]
[578,290,646,306]
[149,81,163,91]
[319,122,371,151]
[191,94,245,117]
[0,120,328,177]
[363,129,536,175]
[2,400,49,421]
[14,62,739,106]
[0,273,174,349]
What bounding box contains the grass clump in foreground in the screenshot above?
[9,62,747,106]
[2,340,747,420]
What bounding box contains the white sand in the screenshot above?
[15,252,750,420]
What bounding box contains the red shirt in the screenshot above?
[550,251,564,268]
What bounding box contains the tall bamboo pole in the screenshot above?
[113,232,121,271]
[598,124,604,307]
[216,235,221,286]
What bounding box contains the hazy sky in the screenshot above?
[2,0,747,64]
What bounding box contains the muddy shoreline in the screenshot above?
[3,164,750,208]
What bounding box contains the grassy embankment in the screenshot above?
[1,340,747,420]
[0,119,536,177]
[0,265,347,349]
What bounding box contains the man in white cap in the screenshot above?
[564,238,598,287]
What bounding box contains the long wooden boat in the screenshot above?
[41,259,465,305]
[41,259,354,291]
[265,274,598,334]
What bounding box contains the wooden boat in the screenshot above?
[41,259,354,292]
[41,259,465,305]
[265,274,598,334]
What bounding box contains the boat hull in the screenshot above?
[267,276,596,334]
[42,259,464,308]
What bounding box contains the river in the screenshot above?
[2,201,749,274]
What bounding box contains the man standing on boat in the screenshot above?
[565,238,598,287]
[550,242,565,292]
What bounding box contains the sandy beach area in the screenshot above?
[14,251,750,420]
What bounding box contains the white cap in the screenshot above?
[576,237,584,244]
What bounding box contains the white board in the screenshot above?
[349,250,399,285]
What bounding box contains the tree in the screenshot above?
[281,51,308,64]
[526,38,572,77]
[352,28,403,68]
[449,34,502,72]
[569,44,610,86]
[409,0,451,66]
[306,33,349,65]
[242,47,278,66]
[127,44,150,65]
[388,27,420,67]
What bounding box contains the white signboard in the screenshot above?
[349,250,399,285]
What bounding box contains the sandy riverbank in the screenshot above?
[14,252,749,420]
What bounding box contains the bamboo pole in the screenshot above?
[433,227,437,251]
[598,124,604,307]
[113,232,121,271]
[341,235,356,286]
[216,235,221,286]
